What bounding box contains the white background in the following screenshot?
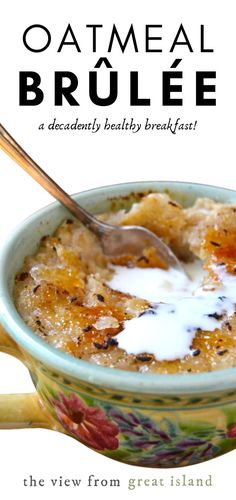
[0,0,235,498]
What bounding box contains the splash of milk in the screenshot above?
[107,262,236,361]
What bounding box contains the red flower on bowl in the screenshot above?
[227,423,236,438]
[52,392,119,450]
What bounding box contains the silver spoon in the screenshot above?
[0,123,184,271]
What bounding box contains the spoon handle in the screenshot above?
[0,124,184,268]
[0,124,106,233]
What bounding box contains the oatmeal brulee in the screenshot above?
[14,193,236,374]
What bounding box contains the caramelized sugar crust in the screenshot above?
[14,194,236,373]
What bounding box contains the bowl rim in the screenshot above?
[1,179,236,396]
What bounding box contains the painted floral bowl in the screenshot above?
[1,181,236,468]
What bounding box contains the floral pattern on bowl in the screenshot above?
[44,381,236,468]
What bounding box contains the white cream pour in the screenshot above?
[107,262,236,361]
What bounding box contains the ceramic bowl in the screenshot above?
[1,181,236,468]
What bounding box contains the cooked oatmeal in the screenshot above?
[14,192,236,373]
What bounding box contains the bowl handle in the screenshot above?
[0,393,56,430]
[0,324,58,431]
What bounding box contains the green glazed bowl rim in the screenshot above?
[1,180,236,395]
